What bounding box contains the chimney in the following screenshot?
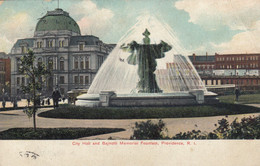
[193,53,196,61]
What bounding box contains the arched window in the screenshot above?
[60,57,64,70]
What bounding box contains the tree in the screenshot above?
[130,119,168,139]
[172,116,260,139]
[19,50,50,131]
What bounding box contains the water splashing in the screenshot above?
[87,14,206,94]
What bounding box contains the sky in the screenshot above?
[0,0,259,55]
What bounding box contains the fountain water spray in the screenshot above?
[87,14,206,94]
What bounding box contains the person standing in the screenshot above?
[13,97,17,108]
[52,88,61,109]
[2,99,6,109]
[47,98,50,105]
[27,98,30,106]
[235,88,240,101]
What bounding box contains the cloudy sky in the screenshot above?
[0,0,259,55]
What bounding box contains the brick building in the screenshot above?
[188,53,260,92]
[0,52,11,97]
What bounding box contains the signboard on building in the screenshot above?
[213,70,224,76]
[248,70,259,76]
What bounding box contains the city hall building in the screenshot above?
[10,8,114,97]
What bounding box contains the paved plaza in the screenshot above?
[0,104,259,140]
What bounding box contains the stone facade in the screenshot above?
[9,8,114,98]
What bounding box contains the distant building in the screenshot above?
[189,53,215,76]
[9,8,114,98]
[188,53,260,92]
[0,52,11,97]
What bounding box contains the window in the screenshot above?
[60,76,65,84]
[37,58,42,66]
[80,57,84,69]
[21,46,27,53]
[80,76,83,84]
[79,44,83,51]
[74,57,78,69]
[60,57,64,70]
[48,58,53,70]
[0,74,4,83]
[16,58,21,71]
[37,41,43,48]
[59,40,64,47]
[22,77,25,86]
[74,76,79,84]
[17,77,20,85]
[85,58,89,69]
[0,62,4,71]
[48,40,53,48]
[85,76,89,84]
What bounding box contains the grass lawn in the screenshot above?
[0,128,125,139]
[219,93,260,104]
[38,103,260,119]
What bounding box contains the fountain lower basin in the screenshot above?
[76,90,218,107]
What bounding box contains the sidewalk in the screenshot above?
[0,99,68,109]
[0,107,259,140]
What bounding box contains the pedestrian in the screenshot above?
[42,100,45,106]
[2,99,6,109]
[62,97,65,103]
[235,88,240,101]
[47,98,50,105]
[52,88,61,109]
[27,98,30,106]
[13,98,17,108]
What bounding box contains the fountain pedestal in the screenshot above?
[99,91,116,107]
[189,90,204,104]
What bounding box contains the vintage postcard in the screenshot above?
[0,0,259,165]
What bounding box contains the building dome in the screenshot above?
[35,8,81,35]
